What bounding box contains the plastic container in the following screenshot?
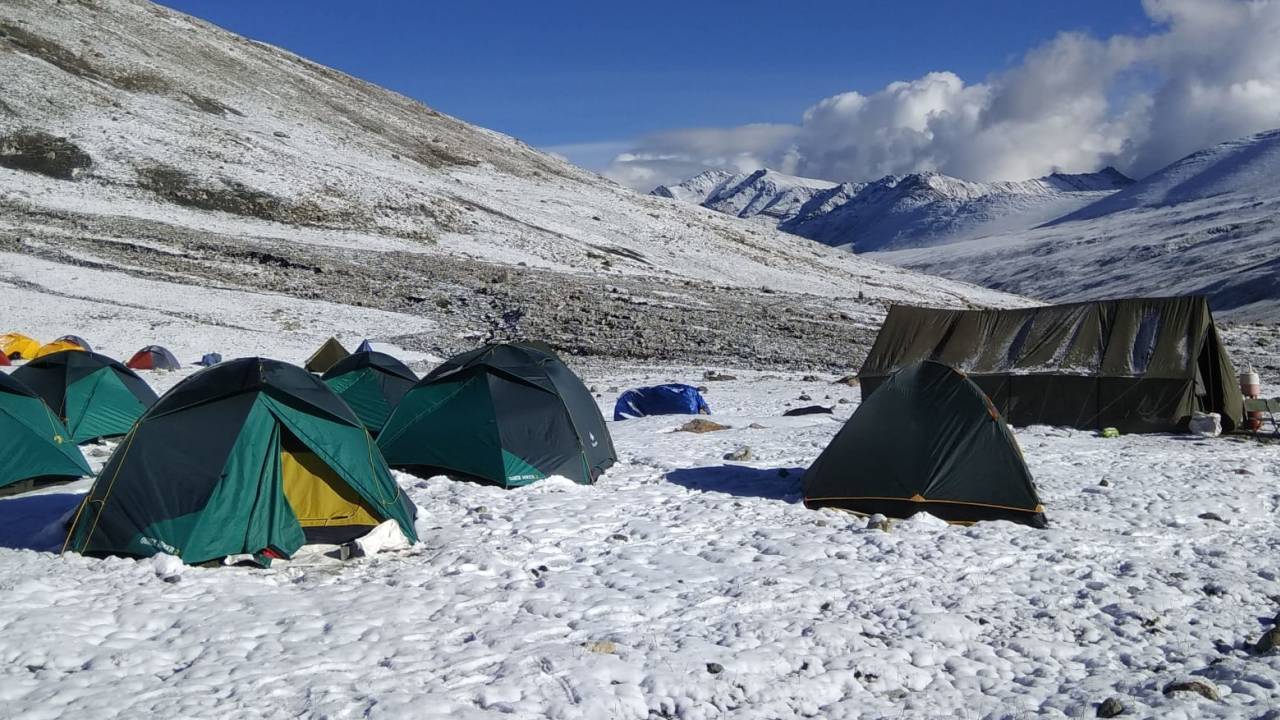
[1241,368,1264,432]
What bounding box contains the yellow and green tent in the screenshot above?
[65,358,418,564]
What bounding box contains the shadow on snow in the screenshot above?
[0,492,82,552]
[665,464,805,502]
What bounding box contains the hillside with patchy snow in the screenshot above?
[880,129,1280,321]
[0,0,1022,369]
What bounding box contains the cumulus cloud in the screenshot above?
[602,0,1280,190]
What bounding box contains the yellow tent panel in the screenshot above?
[33,340,86,359]
[281,440,379,529]
[1,333,42,360]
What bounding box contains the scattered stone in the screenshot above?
[798,393,812,401]
[723,446,752,462]
[161,574,181,584]
[1203,583,1227,597]
[837,398,850,404]
[1098,479,1110,487]
[867,514,891,532]
[583,640,617,654]
[589,385,599,393]
[1197,512,1227,523]
[677,419,730,434]
[820,601,833,612]
[607,533,629,543]
[833,375,860,386]
[696,385,710,393]
[1096,697,1125,717]
[703,370,738,382]
[607,386,618,393]
[747,422,766,429]
[1235,467,1257,476]
[1253,627,1280,654]
[1161,678,1219,701]
[706,662,724,674]
[784,405,833,417]
[272,130,289,138]
[801,374,821,382]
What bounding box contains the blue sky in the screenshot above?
[157,0,1155,167]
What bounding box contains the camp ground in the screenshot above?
[0,307,1278,718]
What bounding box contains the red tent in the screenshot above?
[126,345,181,371]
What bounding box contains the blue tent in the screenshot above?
[614,384,710,420]
[356,339,374,353]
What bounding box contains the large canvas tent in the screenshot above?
[304,337,350,374]
[859,296,1243,434]
[379,342,617,488]
[321,351,417,436]
[0,373,93,490]
[804,361,1046,527]
[13,351,158,444]
[64,358,418,564]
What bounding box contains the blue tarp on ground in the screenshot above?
[614,384,710,420]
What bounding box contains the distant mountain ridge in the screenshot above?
[880,127,1280,321]
[653,166,1133,251]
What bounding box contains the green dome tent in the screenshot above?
[0,372,93,490]
[12,351,158,444]
[803,361,1047,528]
[321,351,417,436]
[378,342,616,488]
[65,358,418,564]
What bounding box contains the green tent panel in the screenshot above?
[321,351,417,435]
[804,361,1046,528]
[0,372,93,489]
[859,296,1243,434]
[305,337,350,374]
[12,350,157,444]
[378,342,616,488]
[65,358,418,565]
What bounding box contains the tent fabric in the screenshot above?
[0,353,9,367]
[0,372,93,489]
[321,351,417,435]
[804,361,1046,527]
[859,296,1244,433]
[304,337,350,374]
[126,345,182,371]
[13,351,158,444]
[2,333,41,360]
[378,342,617,488]
[64,358,418,564]
[614,384,710,420]
[33,339,87,359]
[356,340,374,354]
[195,353,223,367]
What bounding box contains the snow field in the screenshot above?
[1,365,1278,718]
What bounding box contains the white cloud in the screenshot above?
[600,0,1280,190]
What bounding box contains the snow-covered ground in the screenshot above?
[3,350,1279,718]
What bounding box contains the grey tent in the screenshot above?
[859,296,1243,434]
[804,361,1046,527]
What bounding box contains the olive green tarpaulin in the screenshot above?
[804,361,1047,527]
[321,351,417,436]
[65,358,418,565]
[859,296,1244,434]
[0,372,93,489]
[378,342,617,488]
[304,337,350,374]
[12,350,158,444]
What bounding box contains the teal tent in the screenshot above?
[0,372,93,489]
[12,350,157,444]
